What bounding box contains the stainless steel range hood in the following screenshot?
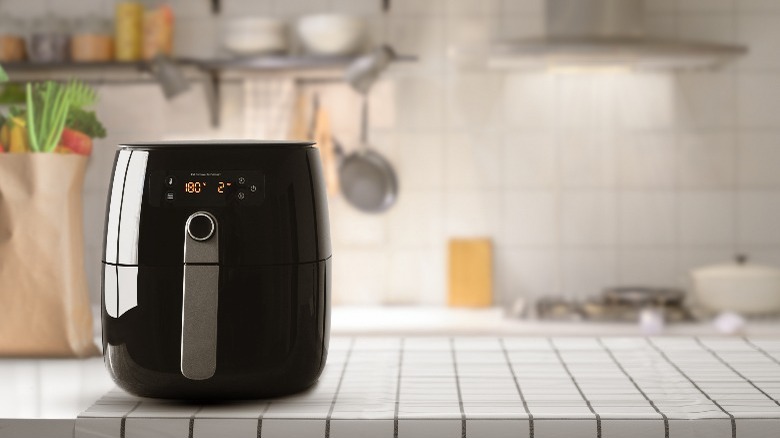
[489,0,747,70]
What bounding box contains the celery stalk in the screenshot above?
[25,83,40,152]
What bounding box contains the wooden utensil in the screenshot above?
[287,89,308,141]
[312,103,339,196]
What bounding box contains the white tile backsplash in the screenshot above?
[444,130,503,189]
[738,74,780,128]
[739,130,780,188]
[738,192,780,246]
[559,130,617,188]
[392,75,446,128]
[504,73,557,129]
[445,72,505,130]
[444,191,501,237]
[617,249,678,286]
[677,131,737,189]
[501,191,557,246]
[616,131,677,189]
[386,191,445,248]
[388,16,446,72]
[503,131,557,189]
[556,74,617,129]
[397,131,445,189]
[48,0,780,305]
[618,192,677,246]
[330,198,388,247]
[615,74,677,130]
[561,191,617,246]
[678,191,736,246]
[675,71,736,129]
[332,249,388,305]
[387,248,446,305]
[496,248,557,303]
[561,249,618,297]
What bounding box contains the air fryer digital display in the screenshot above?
[150,170,264,206]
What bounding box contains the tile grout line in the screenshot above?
[695,337,780,407]
[325,338,355,438]
[256,401,272,438]
[187,406,204,438]
[449,338,467,438]
[498,338,534,438]
[119,401,142,438]
[394,338,405,438]
[597,338,669,438]
[547,338,601,438]
[646,338,736,438]
[744,337,780,367]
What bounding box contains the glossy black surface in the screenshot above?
[102,260,330,399]
[103,144,331,266]
[102,142,331,399]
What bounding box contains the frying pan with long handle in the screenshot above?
[337,96,398,213]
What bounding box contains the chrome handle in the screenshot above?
[181,211,219,380]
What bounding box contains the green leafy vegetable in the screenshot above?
[26,80,98,153]
[0,64,7,83]
[0,83,26,105]
[66,108,106,139]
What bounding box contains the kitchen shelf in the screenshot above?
[1,54,416,126]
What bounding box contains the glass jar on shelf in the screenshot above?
[0,15,27,62]
[27,14,70,63]
[71,15,114,62]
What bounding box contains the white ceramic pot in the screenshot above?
[691,256,780,316]
[296,14,366,56]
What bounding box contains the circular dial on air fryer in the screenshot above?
[186,212,216,241]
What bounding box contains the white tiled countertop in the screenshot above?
[0,356,113,438]
[5,337,780,438]
[77,337,780,438]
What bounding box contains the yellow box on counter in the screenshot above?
[448,238,493,308]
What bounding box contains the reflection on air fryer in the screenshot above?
[102,141,332,399]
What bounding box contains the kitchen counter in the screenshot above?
[4,337,780,438]
[331,306,780,337]
[0,356,112,438]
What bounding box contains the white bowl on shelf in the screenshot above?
[296,14,366,56]
[222,17,288,56]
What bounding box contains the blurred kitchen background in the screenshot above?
[3,0,780,330]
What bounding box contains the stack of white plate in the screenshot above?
[222,17,288,56]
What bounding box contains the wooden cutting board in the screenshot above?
[448,238,493,308]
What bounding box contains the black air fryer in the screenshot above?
[101,141,331,399]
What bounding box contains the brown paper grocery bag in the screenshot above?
[0,154,98,357]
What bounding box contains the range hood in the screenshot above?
[489,0,747,70]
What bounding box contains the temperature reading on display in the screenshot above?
[216,181,233,194]
[185,181,205,194]
[160,170,261,206]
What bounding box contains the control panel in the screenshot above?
[149,170,264,206]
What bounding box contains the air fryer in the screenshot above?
[101,141,331,399]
